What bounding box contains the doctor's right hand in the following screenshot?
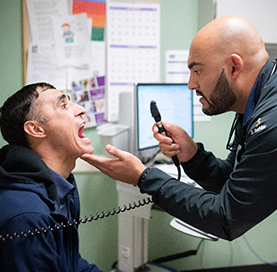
[152,121,198,163]
[81,145,146,186]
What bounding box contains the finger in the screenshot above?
[161,120,167,129]
[156,133,173,145]
[81,154,110,167]
[152,123,159,133]
[159,141,180,154]
[161,148,180,158]
[81,155,116,176]
[105,144,129,160]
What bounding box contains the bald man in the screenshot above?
[82,16,277,241]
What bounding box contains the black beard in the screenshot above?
[203,69,237,116]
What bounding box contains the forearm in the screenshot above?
[181,143,233,193]
[138,163,277,241]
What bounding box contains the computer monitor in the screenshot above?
[135,83,193,162]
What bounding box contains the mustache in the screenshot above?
[195,90,203,96]
[196,90,207,99]
[195,90,209,104]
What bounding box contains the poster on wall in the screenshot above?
[106,1,160,122]
[52,13,92,67]
[71,75,106,128]
[26,42,67,91]
[26,0,69,42]
[25,0,106,129]
[72,0,106,41]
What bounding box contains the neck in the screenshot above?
[234,93,250,114]
[234,52,268,114]
[232,70,260,114]
[43,156,75,179]
[33,145,76,179]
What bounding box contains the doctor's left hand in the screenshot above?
[81,145,146,186]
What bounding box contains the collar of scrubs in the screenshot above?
[242,60,277,127]
[242,78,258,127]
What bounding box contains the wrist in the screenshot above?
[134,165,147,186]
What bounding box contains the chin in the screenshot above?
[81,145,94,156]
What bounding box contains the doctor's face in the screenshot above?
[187,42,237,116]
[192,68,237,115]
[31,88,94,158]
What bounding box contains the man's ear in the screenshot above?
[24,121,46,139]
[230,54,243,79]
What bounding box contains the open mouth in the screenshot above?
[78,123,92,146]
[78,124,86,139]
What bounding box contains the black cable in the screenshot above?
[151,250,197,264]
[150,239,204,265]
[172,156,181,181]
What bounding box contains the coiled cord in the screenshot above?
[0,197,153,242]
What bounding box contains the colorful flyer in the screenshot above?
[72,76,106,128]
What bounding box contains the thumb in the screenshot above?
[162,121,173,137]
[163,121,180,135]
[105,144,125,160]
[163,120,175,133]
[162,120,169,131]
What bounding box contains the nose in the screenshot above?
[187,74,199,91]
[73,102,86,117]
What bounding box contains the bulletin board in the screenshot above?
[22,0,108,128]
[22,0,160,126]
[22,0,158,83]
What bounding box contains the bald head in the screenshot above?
[190,15,268,70]
[188,16,269,114]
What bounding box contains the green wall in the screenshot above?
[1,1,277,271]
[0,1,24,147]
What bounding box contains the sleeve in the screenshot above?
[181,114,243,193]
[181,142,234,193]
[0,213,62,272]
[138,114,277,241]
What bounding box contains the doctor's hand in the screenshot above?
[81,145,146,186]
[152,121,198,163]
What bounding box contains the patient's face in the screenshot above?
[33,87,94,158]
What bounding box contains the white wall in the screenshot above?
[216,0,277,43]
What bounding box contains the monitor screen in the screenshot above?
[135,83,193,151]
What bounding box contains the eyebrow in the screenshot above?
[56,94,70,105]
[188,61,203,70]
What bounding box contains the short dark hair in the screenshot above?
[0,82,56,147]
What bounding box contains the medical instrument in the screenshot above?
[150,100,181,180]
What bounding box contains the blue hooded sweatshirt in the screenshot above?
[0,144,102,272]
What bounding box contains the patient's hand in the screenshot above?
[81,145,146,186]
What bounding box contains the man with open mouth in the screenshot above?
[0,82,102,272]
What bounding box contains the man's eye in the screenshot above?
[61,103,68,109]
[194,70,200,75]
